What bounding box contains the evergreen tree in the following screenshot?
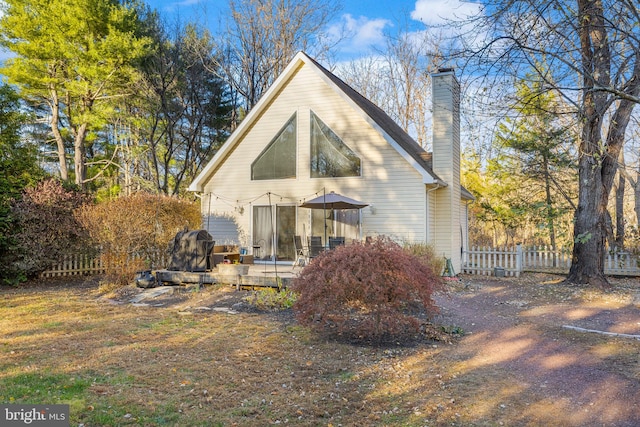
[0,0,152,189]
[0,83,44,284]
[493,77,576,249]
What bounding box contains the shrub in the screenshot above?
[245,287,297,310]
[7,179,92,282]
[292,237,445,343]
[77,193,201,286]
[403,241,445,275]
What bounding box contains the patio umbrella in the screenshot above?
[300,191,368,210]
[300,191,368,245]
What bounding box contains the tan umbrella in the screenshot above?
[300,191,368,244]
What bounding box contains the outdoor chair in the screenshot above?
[329,237,345,250]
[308,236,324,259]
[293,235,307,267]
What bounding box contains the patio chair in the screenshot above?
[329,237,345,250]
[308,236,324,259]
[293,235,307,267]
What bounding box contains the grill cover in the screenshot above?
[167,229,214,272]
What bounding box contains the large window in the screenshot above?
[310,111,361,178]
[252,113,297,180]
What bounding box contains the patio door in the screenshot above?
[252,205,296,260]
[276,206,295,260]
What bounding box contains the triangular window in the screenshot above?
[310,111,361,178]
[252,113,297,180]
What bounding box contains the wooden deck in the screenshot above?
[154,263,298,289]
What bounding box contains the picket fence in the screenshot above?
[40,251,169,278]
[462,245,640,277]
[41,245,640,278]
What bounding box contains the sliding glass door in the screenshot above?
[252,205,296,260]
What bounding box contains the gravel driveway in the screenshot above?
[434,274,640,427]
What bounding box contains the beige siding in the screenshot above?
[201,64,427,249]
[426,186,437,244]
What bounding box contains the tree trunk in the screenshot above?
[74,122,88,189]
[543,155,557,266]
[615,152,625,249]
[567,0,610,287]
[48,87,68,182]
[566,0,640,287]
[633,166,640,225]
[567,144,609,287]
[616,160,640,227]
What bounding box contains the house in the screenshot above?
[188,52,473,274]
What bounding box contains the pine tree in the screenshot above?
[0,0,152,188]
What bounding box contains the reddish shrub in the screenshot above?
[292,237,445,343]
[10,178,92,279]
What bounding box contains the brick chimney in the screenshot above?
[431,68,462,274]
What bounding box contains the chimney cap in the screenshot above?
[437,67,454,73]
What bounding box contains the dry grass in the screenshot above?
[1,274,639,426]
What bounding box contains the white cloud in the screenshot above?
[411,0,482,26]
[161,0,202,13]
[329,14,392,54]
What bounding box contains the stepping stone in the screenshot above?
[130,286,174,303]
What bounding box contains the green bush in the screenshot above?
[292,237,445,344]
[77,193,201,286]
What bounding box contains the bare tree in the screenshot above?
[463,0,640,287]
[217,0,340,114]
[340,23,444,149]
[618,135,640,239]
[613,150,626,249]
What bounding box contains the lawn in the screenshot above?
[1,275,638,426]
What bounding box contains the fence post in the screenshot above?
[516,244,523,277]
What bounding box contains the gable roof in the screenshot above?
[303,55,445,180]
[189,51,447,192]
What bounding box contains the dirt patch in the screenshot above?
[433,274,640,426]
[1,273,639,426]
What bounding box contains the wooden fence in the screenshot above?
[40,253,106,278]
[41,246,640,279]
[462,245,640,277]
[40,251,169,278]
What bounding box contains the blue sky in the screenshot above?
[145,0,483,60]
[0,1,482,63]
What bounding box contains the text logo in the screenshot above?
[1,404,69,427]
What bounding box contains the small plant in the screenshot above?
[441,324,465,335]
[245,287,297,310]
[292,237,445,344]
